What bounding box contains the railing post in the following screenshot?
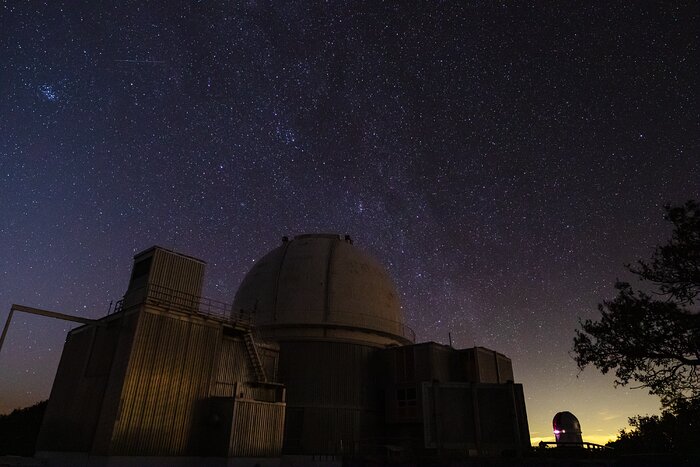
[0,308,15,356]
[117,284,249,324]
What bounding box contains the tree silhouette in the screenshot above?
[574,201,700,406]
[608,398,700,456]
[0,400,47,456]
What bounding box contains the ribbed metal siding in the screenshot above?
[288,406,384,455]
[513,384,531,447]
[211,337,254,397]
[421,382,530,456]
[276,341,381,454]
[37,326,107,452]
[233,383,285,403]
[278,341,378,407]
[230,400,285,457]
[496,354,514,382]
[124,248,206,311]
[110,309,220,455]
[92,312,139,454]
[150,248,205,299]
[258,344,279,382]
[414,344,451,382]
[476,348,499,383]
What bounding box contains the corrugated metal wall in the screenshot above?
[258,343,279,382]
[476,348,499,383]
[91,311,139,454]
[496,354,514,382]
[150,248,205,298]
[123,248,205,311]
[276,341,381,454]
[421,382,530,456]
[416,344,452,382]
[231,383,285,403]
[378,343,529,459]
[92,310,138,454]
[37,325,110,452]
[211,337,253,397]
[109,309,220,455]
[230,399,285,457]
[278,341,378,407]
[38,242,287,459]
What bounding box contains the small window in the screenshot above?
[406,387,417,400]
[397,386,418,419]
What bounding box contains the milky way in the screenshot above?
[1,1,698,444]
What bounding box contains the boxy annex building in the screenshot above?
[33,234,530,464]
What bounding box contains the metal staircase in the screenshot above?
[243,331,267,383]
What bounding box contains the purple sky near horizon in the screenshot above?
[1,1,698,444]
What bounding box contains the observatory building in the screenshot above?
[233,233,414,455]
[34,234,530,463]
[36,247,285,460]
[234,234,529,459]
[553,411,584,445]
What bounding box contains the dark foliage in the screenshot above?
[0,400,47,456]
[573,201,700,405]
[608,398,700,457]
[631,201,700,305]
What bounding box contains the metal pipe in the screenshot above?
[0,304,101,356]
[10,304,99,324]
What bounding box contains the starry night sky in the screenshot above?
[1,1,698,445]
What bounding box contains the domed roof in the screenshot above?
[233,234,413,345]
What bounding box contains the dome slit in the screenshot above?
[323,238,337,321]
[271,238,292,323]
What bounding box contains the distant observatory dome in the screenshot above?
[233,233,413,346]
[553,411,583,445]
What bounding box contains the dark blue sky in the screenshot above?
[1,1,698,443]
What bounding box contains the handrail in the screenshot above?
[112,284,251,326]
[248,309,416,342]
[110,284,416,342]
[538,441,612,450]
